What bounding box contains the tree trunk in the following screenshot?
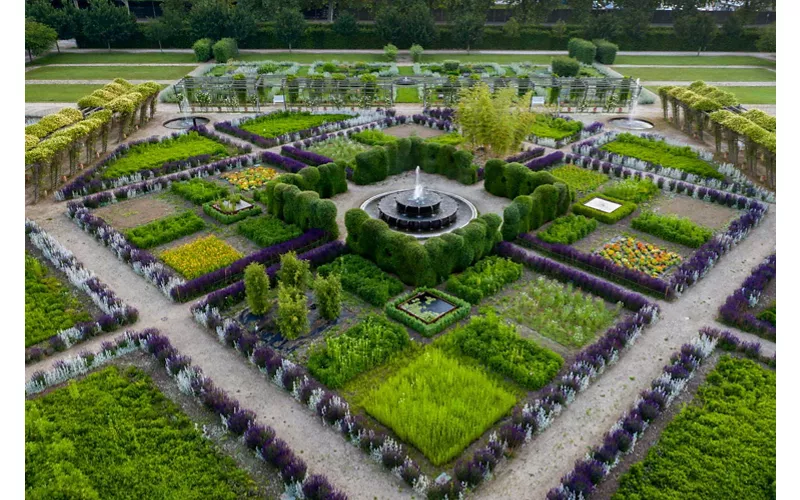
[27,49,32,62]
[56,40,60,54]
[329,0,335,22]
[158,40,163,53]
[107,41,111,52]
[289,43,292,53]
[697,48,701,56]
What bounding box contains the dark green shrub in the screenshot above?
[265,182,338,238]
[212,37,238,63]
[317,254,404,306]
[593,39,618,64]
[551,56,580,77]
[567,38,596,64]
[483,159,563,199]
[353,147,389,184]
[631,211,713,248]
[385,288,471,337]
[237,216,302,247]
[313,273,341,320]
[501,183,572,241]
[307,315,410,388]
[572,193,637,224]
[192,38,213,62]
[443,60,459,72]
[446,256,523,304]
[125,211,206,249]
[278,251,310,291]
[538,214,598,244]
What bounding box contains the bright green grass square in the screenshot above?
[25,65,191,81]
[362,348,517,466]
[550,164,609,193]
[26,366,261,499]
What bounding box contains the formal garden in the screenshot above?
[22,1,777,495]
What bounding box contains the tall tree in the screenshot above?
[227,6,258,43]
[584,11,621,41]
[143,19,170,52]
[25,19,57,61]
[507,0,560,24]
[25,0,81,51]
[755,23,776,52]
[614,0,659,42]
[674,11,718,55]
[735,0,776,25]
[452,11,485,53]
[375,0,436,48]
[80,0,137,50]
[302,0,371,23]
[188,0,231,40]
[275,8,307,53]
[567,0,600,27]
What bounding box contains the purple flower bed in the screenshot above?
[25,220,139,364]
[259,150,308,173]
[24,328,347,499]
[505,147,545,164]
[718,254,776,341]
[56,126,251,201]
[280,146,334,167]
[583,121,604,135]
[170,231,334,302]
[412,107,454,131]
[526,151,565,171]
[423,107,454,121]
[547,326,773,500]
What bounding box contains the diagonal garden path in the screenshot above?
[23,200,415,500]
[473,204,776,499]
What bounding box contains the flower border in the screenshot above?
[718,254,776,341]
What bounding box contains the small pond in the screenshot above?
[397,291,457,324]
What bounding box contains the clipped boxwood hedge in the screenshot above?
[572,193,637,224]
[385,287,471,337]
[202,200,261,224]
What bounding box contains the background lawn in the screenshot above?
[236,51,388,63]
[25,65,192,81]
[26,84,102,102]
[395,86,421,103]
[645,85,776,104]
[613,66,775,82]
[613,55,775,67]
[420,53,555,64]
[28,51,198,65]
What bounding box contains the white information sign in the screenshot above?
[584,197,622,214]
[531,96,545,106]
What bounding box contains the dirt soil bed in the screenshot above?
[651,194,739,230]
[383,123,444,139]
[93,197,178,230]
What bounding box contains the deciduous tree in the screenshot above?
[80,0,137,50]
[25,19,57,61]
[275,8,307,52]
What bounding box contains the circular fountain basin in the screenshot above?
[609,117,654,130]
[163,116,210,129]
[361,189,477,239]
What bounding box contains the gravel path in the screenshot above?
[612,64,771,69]
[473,204,777,499]
[641,81,776,86]
[23,200,414,500]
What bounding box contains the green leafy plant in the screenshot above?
[237,216,302,248]
[529,114,583,140]
[385,288,471,337]
[212,37,238,63]
[238,111,351,139]
[313,273,341,321]
[457,82,535,157]
[631,211,714,248]
[160,235,243,280]
[572,193,637,224]
[601,133,724,180]
[615,356,775,500]
[537,214,598,245]
[496,276,621,348]
[410,43,424,62]
[317,254,404,307]
[278,251,310,292]
[568,38,596,64]
[307,315,410,388]
[276,283,308,340]
[600,178,659,203]
[102,132,229,179]
[424,132,465,146]
[171,178,229,205]
[192,38,213,62]
[757,302,776,325]
[361,347,517,466]
[308,137,370,165]
[383,43,398,62]
[244,262,270,315]
[446,256,523,305]
[350,129,398,146]
[25,253,91,347]
[550,164,608,193]
[125,211,206,249]
[25,366,261,499]
[436,311,564,389]
[551,56,580,77]
[202,197,261,225]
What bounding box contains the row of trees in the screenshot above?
[26,0,776,53]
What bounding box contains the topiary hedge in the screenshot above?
[550,55,580,77]
[572,193,637,224]
[259,162,347,205]
[212,38,239,63]
[345,209,502,286]
[192,38,214,62]
[593,39,618,64]
[501,182,573,241]
[261,182,339,238]
[567,38,596,64]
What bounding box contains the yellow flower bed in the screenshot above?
[222,167,278,191]
[160,235,243,279]
[598,236,682,277]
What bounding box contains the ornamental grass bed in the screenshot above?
[237,111,352,139]
[160,235,243,279]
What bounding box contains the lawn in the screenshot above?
[26,366,262,499]
[25,252,91,347]
[25,65,192,81]
[28,52,198,65]
[614,356,775,500]
[395,86,421,103]
[359,348,517,466]
[613,55,775,67]
[421,53,555,64]
[398,66,414,75]
[26,84,104,102]
[237,111,352,138]
[236,51,388,63]
[613,66,775,82]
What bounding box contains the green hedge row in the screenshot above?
[631,211,713,248]
[593,39,619,64]
[125,211,206,249]
[345,209,502,286]
[501,183,573,241]
[572,193,637,224]
[484,159,563,199]
[202,201,261,225]
[260,183,339,238]
[353,137,477,186]
[317,254,405,307]
[260,162,347,202]
[385,287,471,337]
[445,256,523,305]
[76,24,765,52]
[568,38,596,64]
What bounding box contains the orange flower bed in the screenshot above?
[598,236,682,277]
[222,167,277,191]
